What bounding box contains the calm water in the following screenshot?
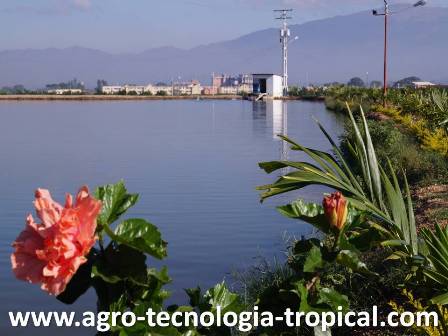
[0,100,344,334]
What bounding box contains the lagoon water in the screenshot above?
[0,100,344,334]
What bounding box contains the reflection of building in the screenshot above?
[266,101,288,164]
[268,100,287,140]
[252,101,267,121]
[252,74,283,98]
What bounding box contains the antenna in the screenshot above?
[274,9,293,96]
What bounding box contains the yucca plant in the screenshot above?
[421,224,448,305]
[432,90,448,131]
[257,104,419,260]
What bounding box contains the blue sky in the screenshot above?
[1,0,446,52]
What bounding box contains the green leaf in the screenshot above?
[92,264,122,284]
[430,292,448,305]
[303,246,324,273]
[291,281,312,313]
[91,244,148,285]
[114,218,167,259]
[381,239,409,247]
[277,200,330,234]
[317,287,350,312]
[204,282,243,314]
[336,250,377,276]
[359,107,383,206]
[95,181,139,227]
[292,238,321,255]
[185,287,202,308]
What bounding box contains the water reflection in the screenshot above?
[252,100,289,164]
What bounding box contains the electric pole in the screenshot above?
[274,9,293,97]
[373,0,426,107]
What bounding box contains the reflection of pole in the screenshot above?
[281,101,288,164]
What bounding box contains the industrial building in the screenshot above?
[252,74,283,98]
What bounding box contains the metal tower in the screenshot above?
[274,9,293,96]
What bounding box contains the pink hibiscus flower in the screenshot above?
[11,186,102,296]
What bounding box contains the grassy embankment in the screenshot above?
[325,87,448,229]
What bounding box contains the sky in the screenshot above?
[1,0,447,52]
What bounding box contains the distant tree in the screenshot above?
[323,82,343,87]
[393,76,421,88]
[127,90,138,96]
[288,86,300,96]
[156,90,167,96]
[370,80,382,88]
[1,84,27,94]
[348,77,365,87]
[46,78,85,91]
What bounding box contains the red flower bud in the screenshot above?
[322,192,348,230]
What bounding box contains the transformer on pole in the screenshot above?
[274,9,293,97]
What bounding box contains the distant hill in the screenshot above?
[0,5,447,88]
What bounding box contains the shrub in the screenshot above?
[340,119,448,185]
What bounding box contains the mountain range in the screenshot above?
[0,5,447,88]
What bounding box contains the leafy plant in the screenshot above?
[421,224,448,305]
[389,289,448,336]
[257,105,419,262]
[11,181,243,336]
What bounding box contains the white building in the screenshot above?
[252,74,283,98]
[412,81,436,89]
[173,81,201,95]
[237,83,253,94]
[102,86,123,94]
[48,88,83,95]
[123,85,146,95]
[147,85,173,96]
[218,86,238,95]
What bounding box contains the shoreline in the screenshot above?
[0,94,323,102]
[0,94,242,101]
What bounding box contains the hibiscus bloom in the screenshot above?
[11,186,102,296]
[322,192,348,231]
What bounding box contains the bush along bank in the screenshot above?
[253,107,448,335]
[324,87,448,237]
[324,87,448,157]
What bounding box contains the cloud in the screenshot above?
[1,0,93,15]
[72,0,92,10]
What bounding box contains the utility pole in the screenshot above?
[383,0,389,107]
[373,0,425,107]
[274,9,293,97]
[373,1,390,107]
